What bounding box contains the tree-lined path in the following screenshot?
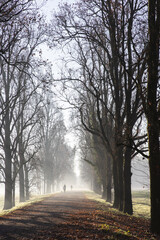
[0,191,157,239]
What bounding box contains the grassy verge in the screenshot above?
[85,190,156,239]
[85,190,150,219]
[132,190,150,218]
[0,193,57,216]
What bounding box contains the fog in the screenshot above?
[0,0,152,214]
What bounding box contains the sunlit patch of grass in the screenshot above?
[0,193,57,217]
[84,191,112,206]
[133,202,150,218]
[132,190,150,218]
[101,223,110,231]
[84,191,123,218]
[101,223,133,239]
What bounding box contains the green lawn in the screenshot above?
[132,190,150,218]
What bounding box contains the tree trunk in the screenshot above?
[4,167,12,209]
[4,150,12,210]
[19,139,25,202]
[93,173,101,195]
[102,181,107,200]
[149,127,160,234]
[123,146,133,214]
[12,163,17,207]
[24,164,29,200]
[18,110,25,202]
[113,144,124,211]
[46,179,52,193]
[147,0,160,234]
[19,165,25,202]
[117,149,123,211]
[4,111,12,210]
[112,156,119,208]
[106,157,112,203]
[12,182,15,207]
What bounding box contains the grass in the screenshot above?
[132,190,150,218]
[85,190,155,239]
[0,190,154,240]
[0,193,57,216]
[0,190,150,219]
[85,190,150,219]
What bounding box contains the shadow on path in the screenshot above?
[0,191,155,240]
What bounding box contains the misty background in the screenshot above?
[0,0,151,212]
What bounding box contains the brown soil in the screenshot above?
[0,191,158,240]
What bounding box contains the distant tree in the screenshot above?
[53,138,75,190]
[79,131,102,194]
[38,94,73,194]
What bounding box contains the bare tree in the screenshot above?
[38,93,74,194]
[0,0,32,58]
[145,0,160,234]
[50,0,148,215]
[0,7,48,209]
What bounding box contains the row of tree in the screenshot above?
[50,0,160,234]
[0,1,74,210]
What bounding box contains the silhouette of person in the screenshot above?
[71,185,73,191]
[63,184,66,192]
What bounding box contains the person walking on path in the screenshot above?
[63,184,66,192]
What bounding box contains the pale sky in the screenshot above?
[37,0,80,154]
[38,0,78,72]
[39,0,77,19]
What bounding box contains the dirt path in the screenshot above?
[0,191,157,240]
